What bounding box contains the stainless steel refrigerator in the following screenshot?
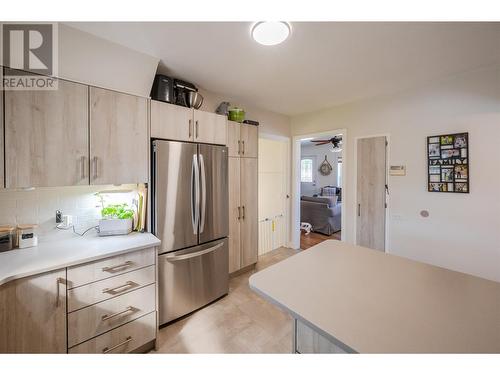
[152,140,229,325]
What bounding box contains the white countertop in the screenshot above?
[0,231,160,286]
[249,240,500,353]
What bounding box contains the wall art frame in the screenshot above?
[427,132,469,193]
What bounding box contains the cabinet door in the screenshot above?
[194,110,227,145]
[90,87,148,185]
[240,158,258,268]
[240,124,258,158]
[151,100,193,141]
[4,69,89,188]
[0,68,4,188]
[0,269,67,353]
[227,121,241,157]
[228,157,241,273]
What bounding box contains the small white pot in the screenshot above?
[98,218,133,236]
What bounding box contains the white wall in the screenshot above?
[291,65,500,282]
[0,185,139,241]
[300,143,340,196]
[58,24,159,97]
[199,88,291,138]
[0,23,159,98]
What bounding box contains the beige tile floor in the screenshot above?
[154,247,299,353]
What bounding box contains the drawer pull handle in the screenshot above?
[102,281,138,295]
[101,306,135,321]
[56,277,66,307]
[102,336,133,354]
[102,261,133,273]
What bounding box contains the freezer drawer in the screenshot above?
[158,238,229,325]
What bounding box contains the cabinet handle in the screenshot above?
[358,204,361,217]
[101,306,135,321]
[188,119,192,138]
[237,206,241,220]
[102,281,137,295]
[56,277,65,307]
[102,336,133,354]
[80,156,86,180]
[237,140,241,155]
[102,260,133,273]
[242,140,245,155]
[195,120,199,139]
[242,205,245,220]
[92,156,98,180]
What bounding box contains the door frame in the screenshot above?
[353,133,391,252]
[258,133,292,250]
[291,129,347,250]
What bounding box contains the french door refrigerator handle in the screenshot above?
[199,154,207,233]
[164,242,224,262]
[191,154,200,235]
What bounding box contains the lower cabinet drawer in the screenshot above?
[67,247,155,288]
[68,284,156,348]
[68,265,155,312]
[295,319,348,354]
[68,312,156,354]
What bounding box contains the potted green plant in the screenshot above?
[95,194,135,236]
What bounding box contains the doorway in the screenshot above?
[291,129,346,250]
[355,136,388,251]
[258,135,290,255]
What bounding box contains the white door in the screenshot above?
[258,138,289,255]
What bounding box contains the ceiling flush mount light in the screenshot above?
[251,22,291,46]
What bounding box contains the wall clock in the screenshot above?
[318,156,333,176]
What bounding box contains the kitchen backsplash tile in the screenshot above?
[0,184,139,238]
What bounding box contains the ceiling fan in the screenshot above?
[310,136,343,152]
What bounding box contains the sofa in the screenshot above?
[300,195,341,236]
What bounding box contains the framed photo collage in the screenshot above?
[427,132,469,193]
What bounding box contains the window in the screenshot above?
[301,158,314,183]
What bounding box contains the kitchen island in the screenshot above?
[249,240,500,353]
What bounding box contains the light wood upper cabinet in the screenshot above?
[193,110,227,145]
[0,269,67,353]
[90,87,148,185]
[150,100,192,142]
[227,121,258,158]
[240,123,258,158]
[4,69,89,188]
[240,157,258,268]
[228,157,241,273]
[227,121,241,157]
[0,68,4,189]
[150,100,227,145]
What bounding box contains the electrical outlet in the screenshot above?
[56,210,62,223]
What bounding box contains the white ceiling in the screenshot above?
[67,22,500,116]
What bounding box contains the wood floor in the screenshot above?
[153,247,300,353]
[300,230,341,250]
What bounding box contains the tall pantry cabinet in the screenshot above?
[227,121,258,273]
